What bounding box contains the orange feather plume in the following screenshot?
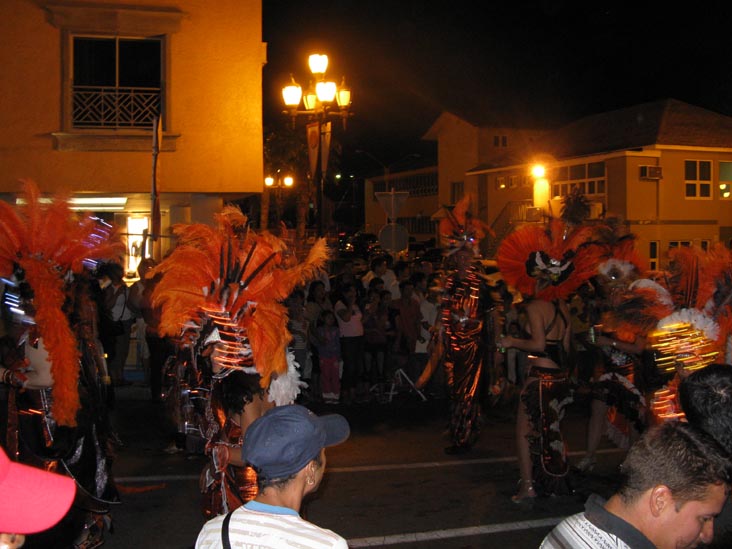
[151,207,329,387]
[0,180,125,426]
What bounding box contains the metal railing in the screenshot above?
[72,85,161,128]
[484,199,534,258]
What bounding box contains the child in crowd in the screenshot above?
[313,309,341,404]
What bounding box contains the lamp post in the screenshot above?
[263,171,295,232]
[281,53,351,237]
[531,163,550,215]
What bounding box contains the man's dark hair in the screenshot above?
[370,256,387,272]
[398,279,413,292]
[679,363,732,454]
[410,271,427,288]
[617,421,732,506]
[306,280,325,303]
[393,260,409,278]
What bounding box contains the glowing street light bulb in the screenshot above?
[531,164,546,178]
[283,176,294,187]
[308,54,329,75]
[264,176,275,187]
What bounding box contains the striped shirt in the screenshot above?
[195,500,348,549]
[540,494,654,549]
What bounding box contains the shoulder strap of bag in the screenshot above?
[221,510,234,549]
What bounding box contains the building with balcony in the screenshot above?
[424,99,732,267]
[0,0,265,270]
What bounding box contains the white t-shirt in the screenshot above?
[195,501,348,549]
[415,299,439,354]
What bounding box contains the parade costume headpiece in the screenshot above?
[596,233,648,287]
[589,229,664,342]
[151,206,328,389]
[497,218,598,301]
[0,180,124,426]
[439,195,493,256]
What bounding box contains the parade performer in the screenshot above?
[0,180,124,547]
[644,243,732,422]
[575,234,661,472]
[417,195,495,455]
[497,215,599,501]
[150,205,327,517]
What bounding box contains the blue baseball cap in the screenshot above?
[242,405,350,480]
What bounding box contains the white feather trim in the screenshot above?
[657,308,719,342]
[267,351,307,406]
[629,278,674,308]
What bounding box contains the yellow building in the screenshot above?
[0,0,265,267]
[425,99,732,267]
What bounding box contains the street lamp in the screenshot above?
[531,163,550,215]
[281,53,352,236]
[263,171,295,232]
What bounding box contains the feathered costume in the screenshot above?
[432,196,494,452]
[497,217,598,496]
[150,205,328,516]
[0,180,124,426]
[586,234,661,451]
[0,180,124,547]
[643,244,732,422]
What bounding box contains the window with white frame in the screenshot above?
[684,160,712,199]
[719,162,732,200]
[551,161,605,198]
[668,240,692,250]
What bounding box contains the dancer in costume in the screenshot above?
[417,196,495,455]
[575,235,656,472]
[0,181,124,548]
[497,217,599,501]
[150,205,327,517]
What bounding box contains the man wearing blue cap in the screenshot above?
[195,404,350,549]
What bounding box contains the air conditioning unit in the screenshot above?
[640,165,663,180]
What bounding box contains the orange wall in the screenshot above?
[0,0,264,195]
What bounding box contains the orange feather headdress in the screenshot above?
[151,205,328,388]
[497,218,600,301]
[0,180,125,426]
[439,195,494,256]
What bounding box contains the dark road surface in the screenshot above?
[89,383,632,549]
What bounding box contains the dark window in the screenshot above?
[72,36,162,128]
[569,164,586,180]
[685,160,697,180]
[587,162,605,178]
[699,161,711,181]
[493,136,500,146]
[501,135,507,147]
[686,184,696,197]
[700,183,711,197]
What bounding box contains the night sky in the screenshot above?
[263,1,732,174]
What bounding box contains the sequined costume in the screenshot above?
[441,265,492,450]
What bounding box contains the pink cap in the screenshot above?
[0,446,76,534]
